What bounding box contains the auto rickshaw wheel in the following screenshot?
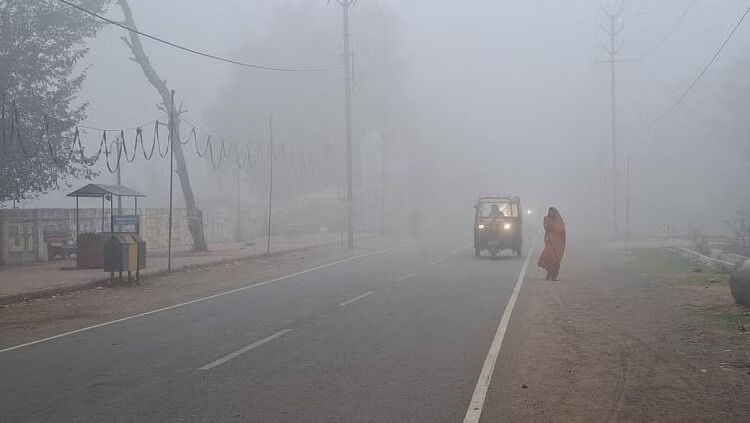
[515,249,522,258]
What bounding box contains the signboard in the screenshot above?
[113,215,140,226]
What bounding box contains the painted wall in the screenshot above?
[0,207,265,266]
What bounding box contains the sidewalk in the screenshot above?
[482,238,750,422]
[0,233,348,305]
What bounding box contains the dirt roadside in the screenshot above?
[0,236,409,350]
[484,241,750,422]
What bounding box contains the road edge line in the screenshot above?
[463,235,538,423]
[0,242,416,354]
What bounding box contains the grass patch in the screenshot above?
[703,305,748,332]
[680,273,729,286]
[630,248,744,332]
[629,248,728,286]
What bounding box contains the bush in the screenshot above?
[724,211,750,256]
[688,225,710,255]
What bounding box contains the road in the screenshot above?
[0,238,535,422]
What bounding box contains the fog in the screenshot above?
[16,0,750,240]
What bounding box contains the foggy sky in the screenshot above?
[22,0,750,236]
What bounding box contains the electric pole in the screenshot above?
[114,137,123,215]
[235,169,242,242]
[626,153,630,249]
[168,90,175,272]
[267,116,274,256]
[332,0,357,248]
[600,4,625,235]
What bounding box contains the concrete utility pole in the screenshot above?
[332,0,357,248]
[600,4,626,235]
[235,169,242,242]
[267,116,274,256]
[168,90,175,272]
[626,153,631,249]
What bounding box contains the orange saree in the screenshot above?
[538,208,566,280]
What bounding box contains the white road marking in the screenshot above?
[450,248,463,256]
[198,329,292,371]
[0,242,417,354]
[396,272,417,282]
[337,291,376,308]
[463,235,538,423]
[431,257,447,265]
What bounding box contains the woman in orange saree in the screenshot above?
[538,207,566,281]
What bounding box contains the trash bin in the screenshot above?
[104,234,128,273]
[130,233,146,269]
[104,233,146,281]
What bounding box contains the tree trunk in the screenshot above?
[117,0,208,251]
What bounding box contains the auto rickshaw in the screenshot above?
[474,196,523,258]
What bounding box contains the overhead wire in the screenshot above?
[78,116,159,132]
[646,2,750,129]
[56,0,339,73]
[629,0,648,23]
[1,97,169,172]
[178,116,322,176]
[639,0,698,61]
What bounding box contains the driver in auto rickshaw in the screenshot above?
[489,204,505,218]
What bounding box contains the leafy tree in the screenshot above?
[0,0,109,204]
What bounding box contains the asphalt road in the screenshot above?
[0,238,534,422]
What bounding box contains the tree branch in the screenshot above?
[117,0,208,251]
[119,35,133,51]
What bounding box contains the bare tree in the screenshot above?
[116,0,208,251]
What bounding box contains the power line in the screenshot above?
[640,0,697,61]
[56,0,339,73]
[647,3,750,128]
[78,116,162,132]
[628,0,651,25]
[178,116,324,176]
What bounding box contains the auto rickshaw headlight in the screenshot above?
[477,224,485,230]
[504,223,512,230]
